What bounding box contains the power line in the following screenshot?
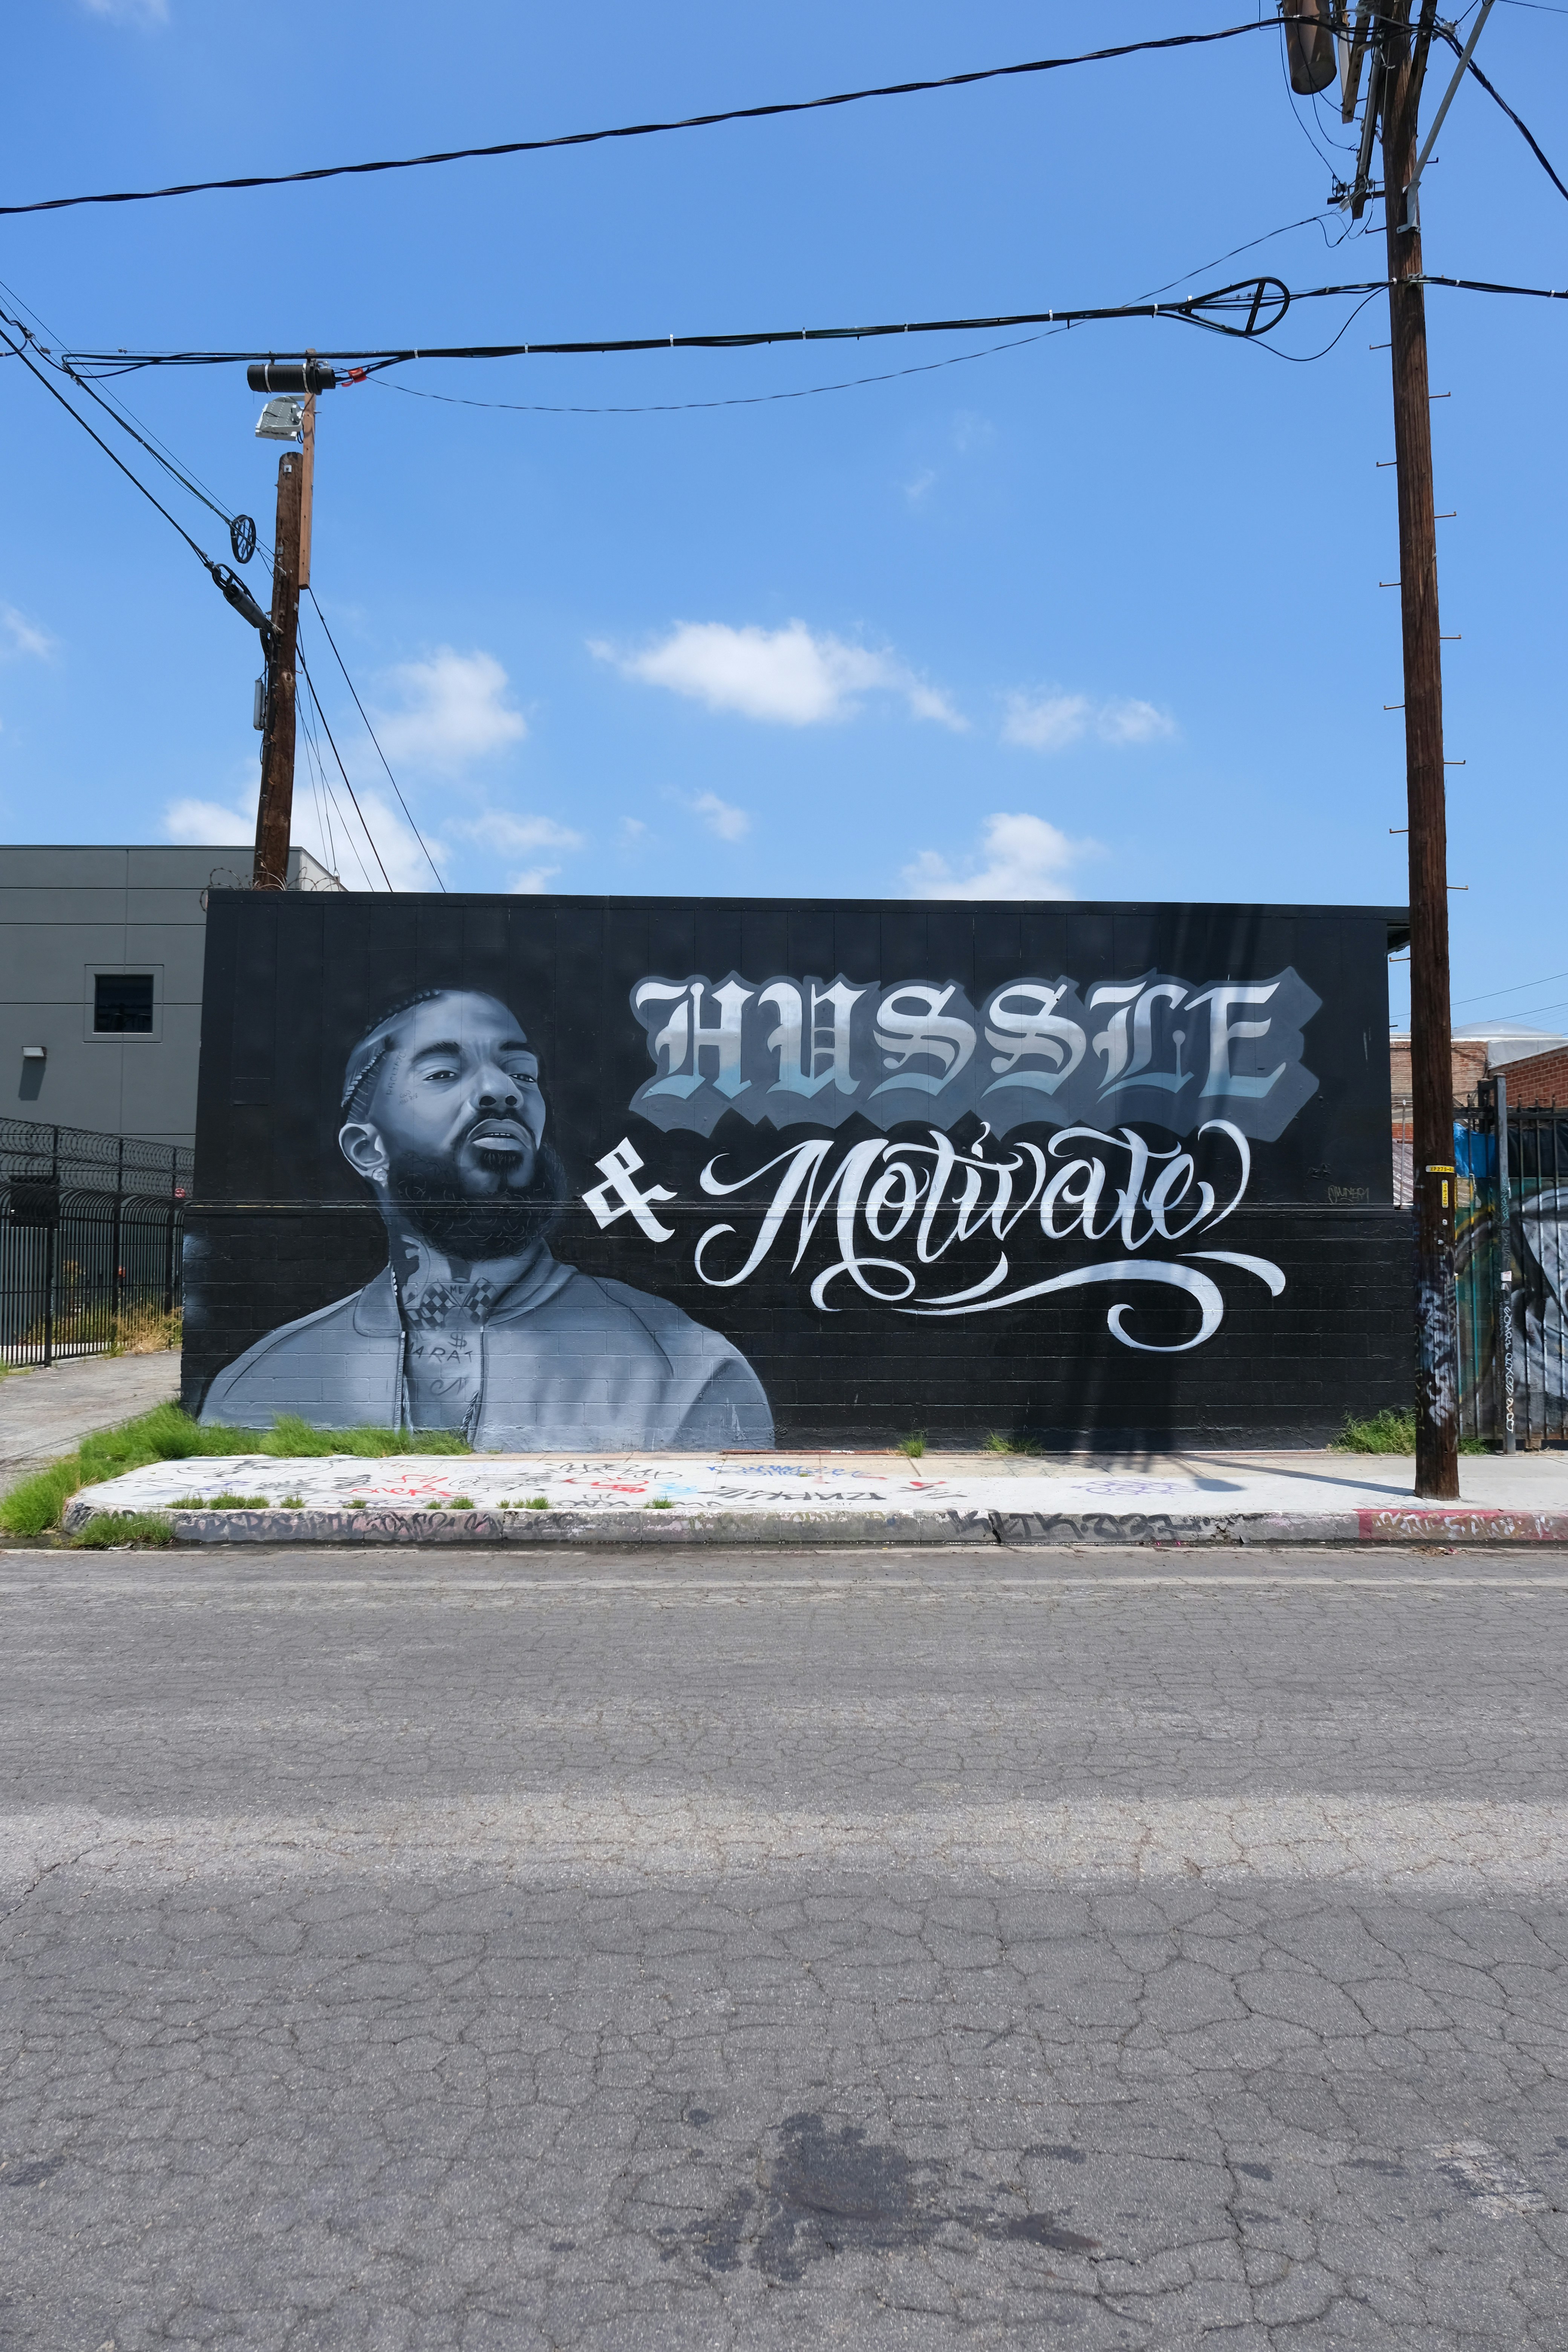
[62,356,238,533]
[0,302,275,655]
[1440,24,1568,199]
[363,216,1358,419]
[1466,997,1568,1027]
[0,307,215,567]
[370,325,1072,416]
[0,269,267,559]
[297,689,377,892]
[1246,285,1387,361]
[0,20,1308,220]
[294,689,341,884]
[296,638,395,890]
[1,286,421,890]
[1455,967,1568,1007]
[61,278,1305,375]
[57,273,1568,385]
[304,589,445,890]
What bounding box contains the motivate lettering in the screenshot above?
[582,1120,1285,1354]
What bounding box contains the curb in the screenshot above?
[60,1500,1568,1548]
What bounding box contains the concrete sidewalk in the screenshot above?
[64,1438,1568,1547]
[0,1353,181,1482]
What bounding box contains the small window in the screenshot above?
[94,973,155,1034]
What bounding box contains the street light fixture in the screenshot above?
[255,395,304,443]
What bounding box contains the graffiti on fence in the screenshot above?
[1455,1114,1568,1443]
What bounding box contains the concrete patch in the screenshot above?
[58,1450,1568,1549]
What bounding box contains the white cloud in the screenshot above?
[372,649,526,775]
[1001,692,1090,753]
[335,787,447,892]
[80,0,168,20]
[449,807,583,893]
[0,605,57,662]
[904,468,937,506]
[689,792,750,843]
[163,796,253,845]
[455,810,583,856]
[902,812,1095,903]
[618,816,649,845]
[161,786,446,892]
[592,619,965,731]
[1096,697,1178,746]
[1003,688,1176,753]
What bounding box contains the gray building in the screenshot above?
[0,845,340,1150]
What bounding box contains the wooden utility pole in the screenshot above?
[253,443,304,890]
[1381,0,1459,1497]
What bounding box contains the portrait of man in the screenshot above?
[201,988,774,1448]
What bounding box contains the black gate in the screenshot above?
[0,1120,192,1367]
[1455,1085,1568,1446]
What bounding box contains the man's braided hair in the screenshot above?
[339,989,451,1119]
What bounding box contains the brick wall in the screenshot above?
[1388,1037,1489,1102]
[1499,1044,1568,1107]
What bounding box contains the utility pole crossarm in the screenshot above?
[1407,0,1495,206]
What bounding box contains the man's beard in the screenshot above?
[384,1136,569,1265]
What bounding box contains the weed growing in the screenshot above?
[1333,1408,1486,1456]
[0,1403,473,1538]
[72,1511,175,1549]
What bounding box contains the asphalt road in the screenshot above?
[3,1543,1567,2351]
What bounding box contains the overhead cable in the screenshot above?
[296,637,395,891]
[0,20,1314,220]
[62,279,1301,376]
[0,306,270,643]
[57,270,1568,388]
[1455,966,1568,1007]
[369,216,1360,416]
[1,308,215,560]
[305,588,446,891]
[371,326,1072,416]
[0,269,267,557]
[1441,24,1568,200]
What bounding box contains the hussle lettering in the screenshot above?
[584,1120,1285,1355]
[628,967,1321,1142]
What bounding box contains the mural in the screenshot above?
[1454,1116,1568,1442]
[627,966,1323,1140]
[201,988,773,1449]
[184,896,1408,1445]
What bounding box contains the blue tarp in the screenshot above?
[1456,1123,1495,1182]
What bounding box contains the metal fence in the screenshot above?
[0,1120,192,1367]
[1455,1084,1568,1446]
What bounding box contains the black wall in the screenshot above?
[184,892,1412,1444]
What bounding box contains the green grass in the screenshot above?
[167,1492,272,1511]
[0,1402,473,1539]
[1332,1408,1487,1456]
[896,1432,926,1459]
[646,1496,674,1510]
[525,1496,550,1511]
[72,1510,175,1549]
[982,1430,1051,1456]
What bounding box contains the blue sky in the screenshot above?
[2,0,1564,1034]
